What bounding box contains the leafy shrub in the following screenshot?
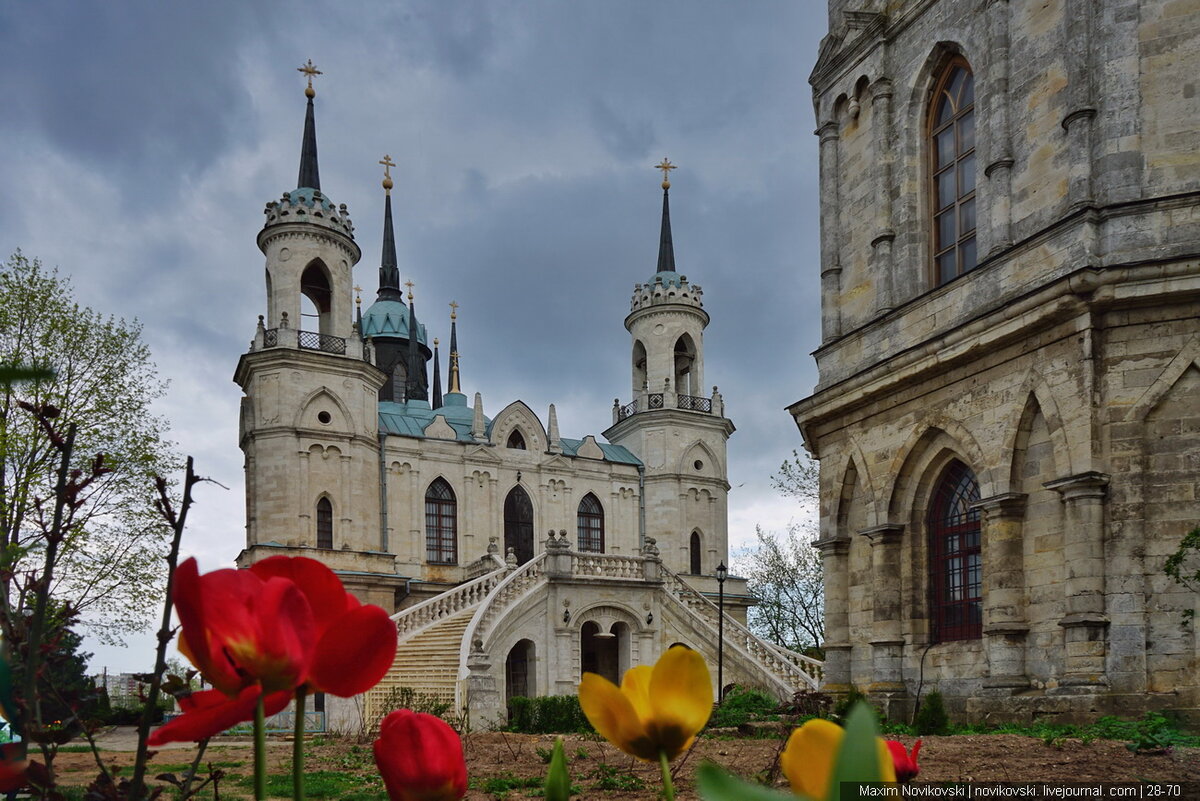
[506,695,594,734]
[709,686,779,728]
[914,690,950,736]
[830,687,869,726]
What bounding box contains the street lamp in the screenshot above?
[716,561,728,704]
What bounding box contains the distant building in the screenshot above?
[790,0,1199,723]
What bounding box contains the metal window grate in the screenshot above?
[298,330,347,354]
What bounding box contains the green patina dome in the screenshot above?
[361,298,428,344]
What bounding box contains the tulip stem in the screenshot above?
[293,689,307,801]
[254,693,267,800]
[658,750,675,801]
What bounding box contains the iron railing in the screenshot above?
[677,394,712,413]
[263,328,278,347]
[617,400,639,421]
[298,330,346,354]
[646,393,664,410]
[618,392,717,420]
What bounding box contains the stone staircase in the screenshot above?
[364,608,473,727]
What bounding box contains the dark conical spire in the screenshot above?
[404,290,428,403]
[297,95,321,190]
[432,338,443,409]
[378,195,403,299]
[448,302,461,394]
[654,158,677,273]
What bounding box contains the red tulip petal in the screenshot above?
[242,576,315,692]
[250,556,348,633]
[0,743,27,792]
[173,559,242,695]
[373,710,466,801]
[309,604,397,697]
[147,687,291,746]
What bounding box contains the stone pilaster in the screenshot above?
[1062,0,1096,211]
[974,492,1030,692]
[817,120,843,342]
[984,0,1014,255]
[870,79,896,315]
[862,524,906,695]
[466,640,503,727]
[814,536,852,693]
[1045,472,1110,691]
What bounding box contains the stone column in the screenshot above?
[975,492,1030,692]
[814,536,852,694]
[1062,0,1097,211]
[466,640,503,727]
[984,0,1014,255]
[870,79,897,314]
[816,120,843,342]
[1045,471,1110,691]
[862,524,906,696]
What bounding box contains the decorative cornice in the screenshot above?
[1061,107,1097,132]
[812,536,851,555]
[971,492,1028,520]
[984,158,1015,179]
[860,523,904,544]
[1043,471,1109,500]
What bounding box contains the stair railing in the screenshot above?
[391,553,508,642]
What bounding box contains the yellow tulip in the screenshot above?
[578,645,713,762]
[780,718,896,800]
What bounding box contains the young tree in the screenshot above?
[0,252,176,643]
[738,450,825,654]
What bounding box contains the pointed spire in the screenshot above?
[655,158,677,273]
[448,301,462,394]
[296,60,323,190]
[377,156,402,299]
[432,338,443,409]
[404,283,428,402]
[472,392,486,441]
[547,403,562,454]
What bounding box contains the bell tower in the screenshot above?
[605,161,735,578]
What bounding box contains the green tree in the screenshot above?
[739,450,824,653]
[0,251,176,644]
[1164,525,1200,623]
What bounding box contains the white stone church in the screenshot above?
[232,74,821,730]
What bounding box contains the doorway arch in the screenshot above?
[504,485,535,564]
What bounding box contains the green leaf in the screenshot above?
[828,702,887,801]
[695,763,799,801]
[0,365,54,384]
[543,737,571,801]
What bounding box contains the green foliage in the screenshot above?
[709,686,779,728]
[1164,525,1200,624]
[830,687,870,726]
[237,768,384,798]
[914,690,950,736]
[506,695,594,734]
[696,763,793,800]
[543,738,572,801]
[585,762,646,791]
[0,251,177,643]
[474,772,544,795]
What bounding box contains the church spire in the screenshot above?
[377,155,402,299]
[431,338,443,409]
[655,158,677,273]
[404,283,428,402]
[448,301,462,394]
[296,60,322,191]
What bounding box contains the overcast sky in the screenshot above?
[0,1,828,672]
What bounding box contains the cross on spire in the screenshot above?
[405,280,415,301]
[379,154,396,194]
[354,284,363,307]
[298,59,322,96]
[449,300,459,320]
[655,157,676,189]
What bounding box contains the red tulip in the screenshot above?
[174,557,316,696]
[373,709,467,801]
[886,739,921,782]
[0,743,28,792]
[147,686,292,746]
[249,556,397,697]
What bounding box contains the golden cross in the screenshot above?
[655,157,677,184]
[297,59,322,90]
[449,300,459,320]
[404,280,415,301]
[353,284,363,306]
[379,155,395,180]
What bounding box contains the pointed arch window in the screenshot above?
[316,497,333,549]
[504,486,535,565]
[928,460,982,641]
[506,430,527,450]
[425,478,458,564]
[577,493,604,553]
[930,59,976,286]
[689,530,702,575]
[300,261,333,334]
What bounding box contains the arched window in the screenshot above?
[300,261,333,334]
[928,460,982,641]
[632,340,648,395]
[577,493,604,553]
[929,59,976,286]
[504,486,534,565]
[506,430,527,450]
[673,335,696,396]
[316,497,333,549]
[425,478,457,564]
[689,530,702,575]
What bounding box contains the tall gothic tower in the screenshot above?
[605,161,735,582]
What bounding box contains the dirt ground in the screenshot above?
[45,726,1200,799]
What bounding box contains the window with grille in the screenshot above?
[577,493,604,553]
[928,460,982,641]
[930,59,977,286]
[316,497,333,549]
[425,478,457,564]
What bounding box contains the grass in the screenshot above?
[236,768,386,798]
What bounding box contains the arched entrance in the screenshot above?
[580,622,620,684]
[505,639,536,703]
[504,485,534,564]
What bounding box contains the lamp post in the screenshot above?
[716,560,728,704]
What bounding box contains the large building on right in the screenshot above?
[789,0,1199,723]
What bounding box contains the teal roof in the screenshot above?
[648,270,684,288]
[287,186,336,211]
[558,438,642,465]
[361,299,429,343]
[378,393,480,441]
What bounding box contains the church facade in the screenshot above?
[790,0,1200,723]
[233,73,822,730]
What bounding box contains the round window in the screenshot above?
[317,411,332,424]
[693,460,704,471]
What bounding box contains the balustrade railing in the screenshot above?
[392,556,508,641]
[661,566,823,691]
[571,553,644,580]
[677,394,713,413]
[618,392,718,420]
[465,552,507,580]
[298,330,347,354]
[617,400,639,421]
